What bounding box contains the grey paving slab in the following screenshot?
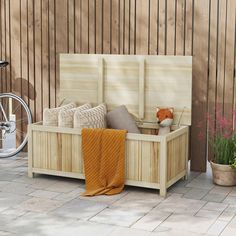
[52,198,108,220]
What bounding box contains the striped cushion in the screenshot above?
[58,103,92,128]
[74,103,107,128]
[43,103,76,126]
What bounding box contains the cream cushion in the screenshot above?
[58,103,92,128]
[43,103,76,126]
[74,103,107,128]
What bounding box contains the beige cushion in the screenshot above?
[43,103,76,126]
[58,103,92,128]
[74,103,107,128]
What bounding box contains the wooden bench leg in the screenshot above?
[160,187,167,198]
[28,169,34,178]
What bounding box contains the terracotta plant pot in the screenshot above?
[210,161,236,186]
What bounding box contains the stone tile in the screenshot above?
[1,182,35,195]
[16,197,63,213]
[229,187,236,197]
[224,204,236,213]
[78,191,128,205]
[0,192,30,212]
[0,231,15,236]
[209,186,233,195]
[169,186,192,194]
[207,220,228,235]
[0,172,22,181]
[47,220,116,236]
[45,180,81,193]
[220,215,236,236]
[110,190,163,213]
[218,211,235,222]
[110,227,150,236]
[159,213,216,234]
[183,188,209,200]
[0,181,11,188]
[202,193,227,203]
[1,207,27,218]
[202,202,228,212]
[29,190,60,199]
[52,198,107,220]
[2,212,76,236]
[154,195,206,215]
[54,188,84,202]
[186,178,215,190]
[195,209,222,219]
[131,210,171,231]
[90,207,144,227]
[152,227,203,235]
[223,195,236,205]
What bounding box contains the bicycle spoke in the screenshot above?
[12,103,21,115]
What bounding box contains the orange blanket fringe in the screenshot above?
[81,128,127,196]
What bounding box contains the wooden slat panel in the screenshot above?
[166,0,175,55]
[149,0,158,55]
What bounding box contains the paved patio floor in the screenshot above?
[0,155,236,236]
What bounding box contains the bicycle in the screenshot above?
[0,61,32,158]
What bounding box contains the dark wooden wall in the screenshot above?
[0,0,235,171]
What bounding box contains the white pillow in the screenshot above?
[58,103,92,128]
[74,103,107,128]
[43,103,76,126]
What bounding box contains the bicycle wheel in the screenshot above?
[0,93,32,158]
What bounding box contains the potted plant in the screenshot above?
[208,110,236,186]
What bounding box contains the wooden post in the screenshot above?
[28,125,34,178]
[159,136,167,197]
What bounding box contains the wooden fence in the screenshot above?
[0,0,235,172]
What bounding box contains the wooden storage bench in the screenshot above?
[28,54,192,197]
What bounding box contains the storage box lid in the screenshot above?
[59,54,192,126]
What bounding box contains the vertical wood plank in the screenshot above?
[28,0,35,120]
[49,0,56,107]
[5,0,10,93]
[208,0,218,161]
[75,0,81,53]
[185,0,193,55]
[103,0,111,53]
[129,0,135,55]
[42,0,49,110]
[111,0,119,54]
[119,0,124,54]
[191,0,210,172]
[95,0,102,53]
[158,0,166,55]
[149,0,158,55]
[89,0,95,53]
[124,0,130,54]
[224,0,236,121]
[176,0,185,55]
[81,0,89,53]
[55,0,68,105]
[136,0,149,55]
[166,0,175,55]
[216,0,227,110]
[34,0,42,120]
[68,0,75,53]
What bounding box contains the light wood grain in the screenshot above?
[60,54,192,126]
[29,122,189,197]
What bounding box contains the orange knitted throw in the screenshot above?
[81,128,127,196]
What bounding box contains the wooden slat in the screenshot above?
[136,0,149,55]
[95,0,102,53]
[191,0,210,172]
[158,0,166,55]
[81,0,89,53]
[176,0,185,55]
[166,0,175,55]
[103,0,111,54]
[111,0,119,54]
[88,0,95,54]
[149,0,158,54]
[124,0,130,54]
[68,0,75,53]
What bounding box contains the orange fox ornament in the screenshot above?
[156,107,174,135]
